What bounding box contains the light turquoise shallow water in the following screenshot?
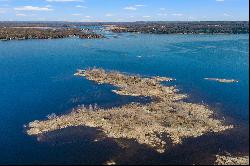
[0,33,248,164]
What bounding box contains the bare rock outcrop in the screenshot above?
[204,78,239,83]
[27,68,233,153]
[215,154,249,165]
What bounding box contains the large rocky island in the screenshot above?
[26,68,233,153]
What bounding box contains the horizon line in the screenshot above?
[0,20,249,23]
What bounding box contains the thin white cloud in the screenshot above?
[143,15,151,18]
[0,8,6,14]
[135,5,145,7]
[75,5,86,8]
[216,0,224,2]
[79,19,91,22]
[72,13,81,16]
[46,0,84,2]
[105,13,113,17]
[123,4,145,11]
[172,13,183,16]
[14,6,53,11]
[117,18,124,21]
[188,16,196,20]
[16,13,27,16]
[0,4,9,7]
[157,13,167,16]
[223,13,232,17]
[159,8,166,11]
[124,6,137,10]
[84,15,91,18]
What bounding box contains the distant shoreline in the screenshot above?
[1,21,249,35]
[105,22,248,34]
[0,27,104,41]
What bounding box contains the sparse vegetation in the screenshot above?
[26,68,233,153]
[215,154,249,165]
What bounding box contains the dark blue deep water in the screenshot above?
[0,33,249,164]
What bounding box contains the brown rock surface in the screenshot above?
[204,78,239,83]
[215,154,249,165]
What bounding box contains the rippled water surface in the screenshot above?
[0,33,248,164]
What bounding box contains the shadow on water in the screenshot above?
[16,71,248,165]
[35,123,248,165]
[32,75,249,165]
[154,127,249,165]
[34,127,121,165]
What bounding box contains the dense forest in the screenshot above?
[108,21,249,34]
[0,27,104,40]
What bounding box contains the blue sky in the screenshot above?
[0,0,249,21]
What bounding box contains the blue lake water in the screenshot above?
[0,33,249,164]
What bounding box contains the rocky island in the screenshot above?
[26,68,233,153]
[204,78,239,83]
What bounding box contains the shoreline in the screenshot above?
[0,35,105,41]
[0,27,104,41]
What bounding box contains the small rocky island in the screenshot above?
[26,68,233,153]
[204,78,239,83]
[0,27,104,41]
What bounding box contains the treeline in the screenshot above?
[109,21,249,34]
[0,27,104,40]
[0,21,104,28]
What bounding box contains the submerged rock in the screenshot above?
[27,68,233,153]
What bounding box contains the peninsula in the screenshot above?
[0,27,104,41]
